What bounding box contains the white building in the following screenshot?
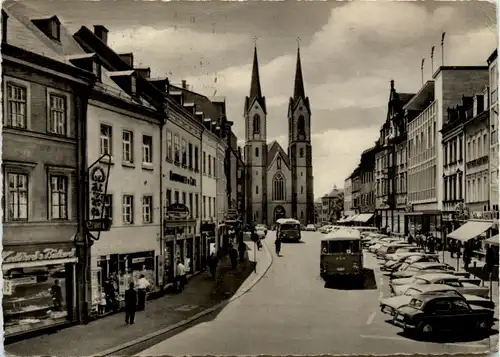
[343,177,354,216]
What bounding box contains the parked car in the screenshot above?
[380,284,495,316]
[305,224,316,232]
[390,294,495,335]
[390,262,454,280]
[319,225,332,234]
[367,238,400,253]
[391,273,489,298]
[376,243,415,260]
[381,254,440,272]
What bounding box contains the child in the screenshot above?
[98,290,107,314]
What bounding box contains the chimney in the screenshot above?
[119,53,134,68]
[93,25,108,44]
[181,80,188,89]
[135,68,151,79]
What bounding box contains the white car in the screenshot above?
[390,261,455,280]
[391,273,489,298]
[305,224,316,231]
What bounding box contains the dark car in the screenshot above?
[390,293,495,335]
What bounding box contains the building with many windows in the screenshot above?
[358,146,377,216]
[2,1,96,339]
[343,176,354,217]
[488,49,499,217]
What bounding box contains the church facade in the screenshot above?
[243,46,314,226]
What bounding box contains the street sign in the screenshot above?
[166,203,189,219]
[86,218,111,232]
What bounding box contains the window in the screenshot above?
[50,176,68,219]
[166,131,173,161]
[483,133,488,156]
[103,194,113,222]
[189,193,193,218]
[6,173,28,220]
[277,157,281,169]
[203,196,206,218]
[6,83,27,128]
[100,124,112,156]
[195,146,199,171]
[142,135,152,164]
[174,191,179,203]
[208,154,212,175]
[301,211,304,219]
[300,148,304,158]
[48,94,66,135]
[142,195,153,223]
[255,147,259,158]
[182,192,186,205]
[166,189,172,207]
[188,143,193,169]
[253,114,260,134]
[273,173,285,201]
[122,195,134,224]
[297,115,305,135]
[203,151,206,174]
[181,138,187,166]
[301,186,304,194]
[212,157,216,177]
[174,134,180,164]
[122,130,133,163]
[208,197,212,217]
[131,76,137,94]
[195,194,199,218]
[256,185,259,195]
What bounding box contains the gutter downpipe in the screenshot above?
[159,101,166,290]
[200,127,205,256]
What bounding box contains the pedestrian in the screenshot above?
[125,282,137,325]
[407,234,413,245]
[98,290,107,315]
[209,252,218,280]
[136,274,150,311]
[485,246,495,278]
[238,241,246,262]
[427,235,435,254]
[230,244,238,269]
[463,245,471,270]
[176,259,186,292]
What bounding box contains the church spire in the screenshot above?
[249,45,262,100]
[293,42,305,100]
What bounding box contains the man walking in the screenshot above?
[136,274,150,311]
[125,282,137,325]
[176,259,186,292]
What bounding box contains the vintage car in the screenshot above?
[391,273,488,298]
[376,243,415,260]
[367,238,401,253]
[390,294,495,335]
[380,284,495,316]
[390,262,455,280]
[381,254,440,272]
[305,224,317,232]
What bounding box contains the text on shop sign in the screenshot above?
[2,248,77,264]
[170,171,196,186]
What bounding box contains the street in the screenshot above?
[138,231,498,356]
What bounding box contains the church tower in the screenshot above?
[244,46,268,225]
[288,45,313,225]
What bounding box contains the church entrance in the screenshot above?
[274,205,286,223]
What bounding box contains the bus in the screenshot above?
[276,218,301,242]
[320,229,363,282]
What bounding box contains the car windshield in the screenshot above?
[281,224,298,231]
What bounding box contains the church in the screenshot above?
[243,45,314,226]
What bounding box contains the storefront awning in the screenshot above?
[354,213,374,223]
[447,220,494,242]
[337,217,346,223]
[345,215,359,223]
[485,235,499,247]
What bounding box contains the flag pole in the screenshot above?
[421,58,425,86]
[441,32,446,66]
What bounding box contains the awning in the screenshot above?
[345,214,359,223]
[447,220,494,242]
[354,213,374,223]
[485,235,499,247]
[337,217,346,223]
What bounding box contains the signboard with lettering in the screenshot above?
[88,164,111,232]
[2,247,77,264]
[169,171,196,186]
[87,218,111,232]
[166,203,190,219]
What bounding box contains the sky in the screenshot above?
[27,0,498,199]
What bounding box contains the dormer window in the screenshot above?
[130,76,137,95]
[50,19,60,40]
[92,61,101,81]
[32,16,60,42]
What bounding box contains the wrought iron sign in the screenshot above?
[86,154,112,239]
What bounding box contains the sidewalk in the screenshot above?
[5,244,271,357]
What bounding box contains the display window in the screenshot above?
[3,263,75,337]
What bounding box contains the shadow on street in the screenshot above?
[395,325,498,344]
[322,268,378,290]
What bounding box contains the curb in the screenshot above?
[93,240,274,357]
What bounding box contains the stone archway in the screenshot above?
[274,205,286,223]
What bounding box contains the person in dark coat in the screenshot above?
[230,244,238,269]
[125,282,137,325]
[485,246,495,277]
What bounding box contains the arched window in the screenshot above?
[253,114,260,134]
[255,147,259,157]
[273,173,286,201]
[297,115,305,135]
[277,157,282,169]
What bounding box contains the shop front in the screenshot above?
[163,218,197,282]
[93,251,156,313]
[405,211,443,241]
[2,242,78,339]
[201,222,216,256]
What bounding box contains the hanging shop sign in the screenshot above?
[170,171,196,186]
[88,165,111,232]
[2,247,76,264]
[166,203,190,219]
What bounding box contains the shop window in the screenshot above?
[3,261,74,337]
[49,175,68,220]
[6,172,28,221]
[142,135,153,164]
[142,195,153,223]
[122,130,133,163]
[122,195,134,224]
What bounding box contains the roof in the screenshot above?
[173,85,224,127]
[323,229,361,241]
[3,0,87,65]
[267,141,290,169]
[276,218,300,225]
[245,46,266,114]
[293,47,305,101]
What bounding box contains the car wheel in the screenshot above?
[476,319,492,331]
[417,321,433,334]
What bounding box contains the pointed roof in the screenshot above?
[244,46,266,114]
[267,141,290,169]
[293,47,305,101]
